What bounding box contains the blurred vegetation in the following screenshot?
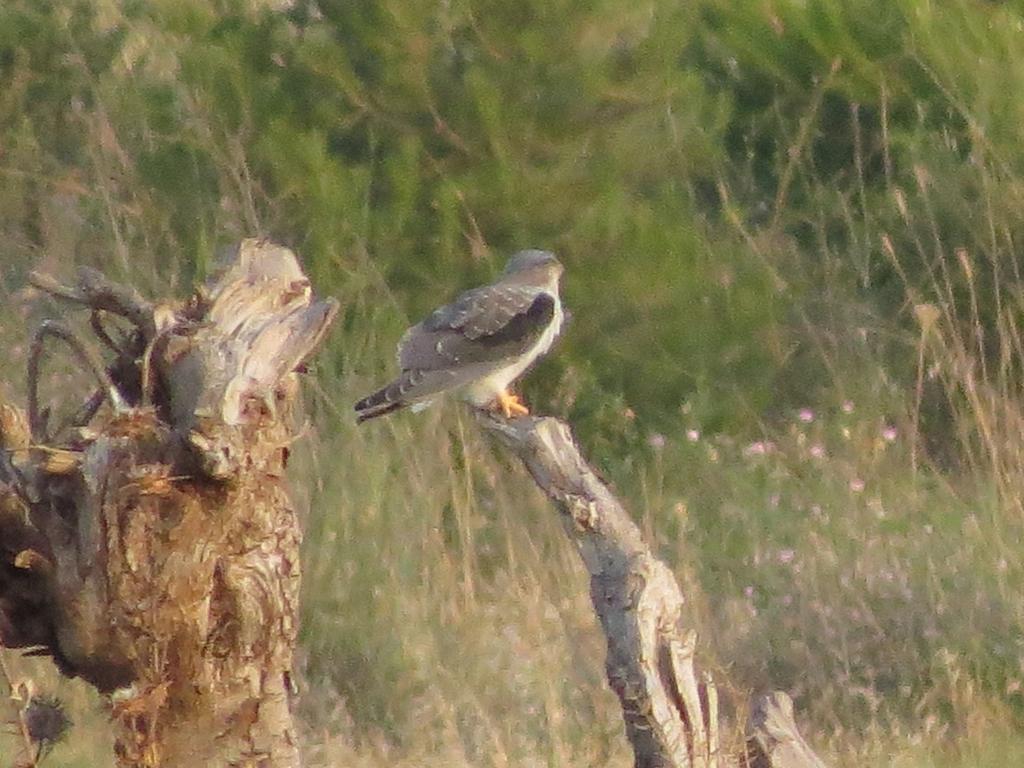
[4,0,1024,765]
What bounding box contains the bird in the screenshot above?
[354,249,565,423]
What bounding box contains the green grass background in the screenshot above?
[3,0,1024,764]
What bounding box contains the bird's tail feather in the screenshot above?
[354,370,428,423]
[355,399,405,423]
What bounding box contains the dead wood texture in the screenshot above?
[484,415,828,768]
[0,240,337,767]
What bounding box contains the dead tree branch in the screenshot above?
[29,268,157,339]
[1,239,337,767]
[27,320,128,441]
[483,415,828,768]
[746,693,827,768]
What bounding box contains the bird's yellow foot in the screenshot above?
[495,390,529,418]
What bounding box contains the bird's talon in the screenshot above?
[496,391,529,418]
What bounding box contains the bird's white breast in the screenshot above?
[463,286,563,406]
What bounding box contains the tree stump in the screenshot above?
[483,415,829,768]
[0,240,337,767]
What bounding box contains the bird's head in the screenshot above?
[503,249,563,282]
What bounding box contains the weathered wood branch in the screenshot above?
[29,267,157,339]
[746,693,827,768]
[1,239,337,767]
[27,320,129,441]
[483,415,828,768]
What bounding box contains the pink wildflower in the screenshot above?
[744,441,767,457]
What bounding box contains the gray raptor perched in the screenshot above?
[354,249,565,423]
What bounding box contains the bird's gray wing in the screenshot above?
[424,283,544,339]
[398,284,556,371]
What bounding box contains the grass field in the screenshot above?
[4,0,1024,765]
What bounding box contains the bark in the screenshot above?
[482,415,828,768]
[0,239,337,767]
